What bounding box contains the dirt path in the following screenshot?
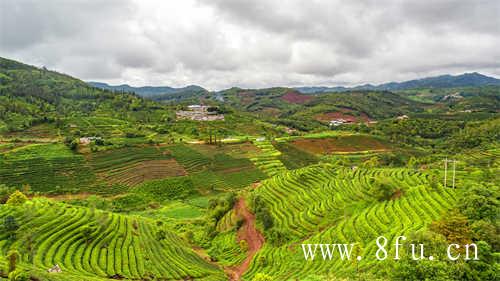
[225,197,265,280]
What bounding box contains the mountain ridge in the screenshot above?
[88,81,207,97]
[295,72,500,93]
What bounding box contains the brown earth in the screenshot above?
[225,197,265,280]
[100,159,187,186]
[291,135,389,154]
[260,107,281,117]
[237,91,256,105]
[280,91,314,104]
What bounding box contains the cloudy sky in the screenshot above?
[1,0,499,90]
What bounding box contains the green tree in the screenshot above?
[156,229,166,241]
[0,184,15,204]
[81,226,95,243]
[4,215,19,238]
[6,191,28,205]
[458,183,498,222]
[430,209,472,246]
[369,178,397,201]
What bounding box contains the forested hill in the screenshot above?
[88,81,208,102]
[0,57,170,132]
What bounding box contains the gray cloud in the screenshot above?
[1,0,499,90]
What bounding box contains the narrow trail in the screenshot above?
[225,197,265,281]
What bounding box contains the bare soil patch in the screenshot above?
[225,197,265,280]
[100,159,187,187]
[280,91,314,104]
[291,135,389,154]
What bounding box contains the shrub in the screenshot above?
[267,228,291,246]
[0,184,15,204]
[239,240,248,251]
[156,229,166,241]
[6,191,28,205]
[369,178,397,201]
[257,207,273,230]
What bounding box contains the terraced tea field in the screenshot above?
[65,117,129,132]
[0,199,225,280]
[89,146,186,187]
[250,140,287,177]
[0,144,95,193]
[244,164,457,280]
[168,144,213,173]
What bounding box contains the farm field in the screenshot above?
[0,143,96,194]
[290,135,391,154]
[244,164,457,279]
[0,199,225,280]
[250,140,287,177]
[88,146,186,187]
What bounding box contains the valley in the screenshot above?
[0,57,498,281]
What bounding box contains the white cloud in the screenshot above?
[1,0,499,90]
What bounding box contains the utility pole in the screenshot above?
[443,158,457,188]
[452,160,456,189]
[444,157,448,188]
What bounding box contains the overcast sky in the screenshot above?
[1,0,499,90]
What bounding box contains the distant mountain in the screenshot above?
[88,82,207,100]
[295,73,500,93]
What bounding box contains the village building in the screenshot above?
[79,136,102,145]
[329,118,354,126]
[176,105,224,121]
[48,264,62,273]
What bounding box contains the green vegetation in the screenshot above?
[0,143,95,194]
[0,57,498,280]
[250,140,287,177]
[244,165,458,279]
[274,141,319,169]
[0,199,225,280]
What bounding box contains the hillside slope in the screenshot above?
[88,81,208,101]
[0,57,171,132]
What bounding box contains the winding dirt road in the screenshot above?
[225,197,265,281]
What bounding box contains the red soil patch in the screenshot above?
[237,91,256,105]
[226,198,265,280]
[281,91,314,104]
[291,135,389,154]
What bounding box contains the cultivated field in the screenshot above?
[0,199,225,280]
[291,135,390,154]
[244,164,456,279]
